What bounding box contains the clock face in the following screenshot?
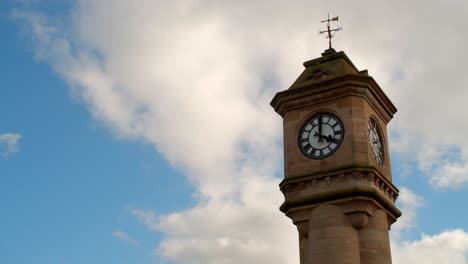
[299,112,344,159]
[368,118,384,165]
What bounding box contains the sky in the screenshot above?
[2,0,468,263]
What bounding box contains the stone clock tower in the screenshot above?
[270,48,401,264]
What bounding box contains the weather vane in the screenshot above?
[319,14,342,49]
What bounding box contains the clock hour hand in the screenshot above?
[313,131,326,142]
[326,135,339,143]
[314,132,337,143]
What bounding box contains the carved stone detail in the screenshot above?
[280,169,398,203]
[347,211,370,229]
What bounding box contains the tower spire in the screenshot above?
[318,13,342,49]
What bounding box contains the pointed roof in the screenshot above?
[270,49,397,121]
[288,48,367,90]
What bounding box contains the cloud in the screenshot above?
[393,230,468,264]
[132,209,159,232]
[377,2,468,189]
[391,188,468,263]
[112,230,140,246]
[13,2,300,262]
[0,133,21,157]
[12,0,468,262]
[133,179,297,263]
[391,187,424,241]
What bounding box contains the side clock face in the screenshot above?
[299,112,344,159]
[368,118,385,165]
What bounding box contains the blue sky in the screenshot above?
[1,3,193,263]
[2,1,468,263]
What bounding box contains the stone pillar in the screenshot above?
[296,221,309,264]
[308,205,360,264]
[359,209,392,264]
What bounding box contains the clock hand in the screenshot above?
[314,132,330,142]
[326,134,341,143]
[314,131,323,139]
[313,132,340,143]
[318,117,323,142]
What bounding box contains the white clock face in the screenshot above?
[368,119,384,165]
[299,113,344,159]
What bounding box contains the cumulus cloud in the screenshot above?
[375,2,468,189]
[14,2,299,262]
[112,230,140,246]
[0,133,21,157]
[12,0,468,262]
[391,187,424,241]
[393,230,468,264]
[391,188,468,263]
[133,179,297,263]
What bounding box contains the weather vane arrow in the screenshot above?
[318,13,342,50]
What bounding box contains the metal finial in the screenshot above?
[318,13,342,49]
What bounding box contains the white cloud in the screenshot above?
[132,209,159,232]
[0,133,21,157]
[12,0,468,262]
[393,230,468,264]
[391,187,424,241]
[112,230,140,246]
[391,188,468,263]
[133,179,297,263]
[379,1,468,189]
[14,2,299,262]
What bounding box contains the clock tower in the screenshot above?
[270,47,401,264]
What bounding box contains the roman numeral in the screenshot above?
[315,149,321,157]
[375,154,382,164]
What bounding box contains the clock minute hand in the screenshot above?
[318,117,323,142]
